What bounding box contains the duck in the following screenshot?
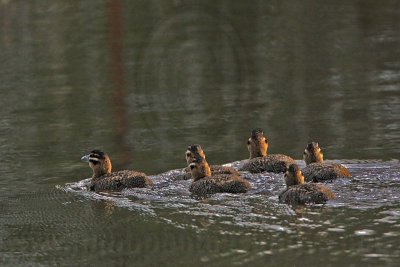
[188,155,251,195]
[81,150,153,191]
[239,129,296,173]
[302,142,351,182]
[279,164,335,205]
[180,144,239,180]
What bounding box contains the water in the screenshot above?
[0,0,399,266]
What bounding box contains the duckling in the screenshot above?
[279,164,334,205]
[188,156,251,195]
[302,142,351,182]
[180,144,239,180]
[81,150,153,191]
[239,129,296,173]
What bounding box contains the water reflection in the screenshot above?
[106,0,133,164]
[1,0,399,172]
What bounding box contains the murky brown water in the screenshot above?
[1,1,399,266]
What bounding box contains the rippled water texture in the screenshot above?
[0,1,399,266]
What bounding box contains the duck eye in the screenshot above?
[186,151,191,156]
[247,140,251,145]
[190,164,195,170]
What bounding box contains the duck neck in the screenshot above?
[92,168,104,179]
[249,140,267,159]
[203,162,212,177]
[92,167,109,179]
[92,161,112,179]
[193,161,212,181]
[306,152,324,165]
[250,150,266,159]
[285,173,304,187]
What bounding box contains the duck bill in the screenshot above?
[81,154,90,162]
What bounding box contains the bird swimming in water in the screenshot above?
[301,142,351,182]
[180,144,239,180]
[188,156,251,195]
[239,129,296,173]
[279,164,335,205]
[81,150,153,191]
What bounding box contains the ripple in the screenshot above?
[354,229,376,236]
[61,160,400,244]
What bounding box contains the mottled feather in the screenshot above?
[302,162,351,182]
[89,170,153,191]
[240,154,296,173]
[189,174,251,195]
[279,183,335,205]
[181,165,240,180]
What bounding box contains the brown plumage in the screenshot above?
[302,142,351,182]
[239,129,296,173]
[180,144,239,180]
[188,156,251,195]
[279,164,334,205]
[81,150,153,191]
[240,154,296,173]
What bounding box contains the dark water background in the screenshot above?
[0,1,399,266]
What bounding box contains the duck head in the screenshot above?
[284,164,304,187]
[185,144,206,165]
[188,155,211,181]
[247,128,268,159]
[81,150,112,178]
[303,142,324,165]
